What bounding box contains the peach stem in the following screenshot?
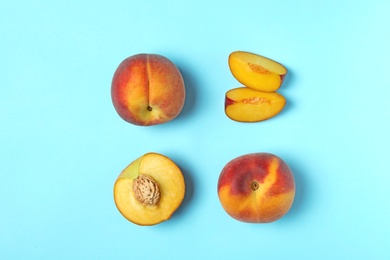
[251,181,259,191]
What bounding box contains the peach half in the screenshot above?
[114,153,185,226]
[111,53,185,126]
[228,51,287,92]
[218,153,295,223]
[225,87,286,122]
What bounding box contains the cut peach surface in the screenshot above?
[225,87,286,122]
[228,51,287,92]
[114,153,185,226]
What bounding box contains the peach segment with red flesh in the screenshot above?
[218,153,295,223]
[228,51,287,92]
[114,153,185,226]
[111,53,185,126]
[225,87,286,122]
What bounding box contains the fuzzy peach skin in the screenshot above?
[111,53,185,126]
[218,153,295,223]
[228,51,287,92]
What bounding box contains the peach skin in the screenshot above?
[217,153,295,223]
[111,54,185,126]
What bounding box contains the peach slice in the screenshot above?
[218,153,295,223]
[225,87,286,122]
[228,51,287,92]
[114,153,185,226]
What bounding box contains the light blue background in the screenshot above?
[1,0,389,259]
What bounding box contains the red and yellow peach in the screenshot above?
[218,153,295,223]
[111,53,185,126]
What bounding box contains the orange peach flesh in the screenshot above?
[225,87,286,122]
[218,153,295,223]
[114,153,185,226]
[228,51,287,92]
[111,54,185,126]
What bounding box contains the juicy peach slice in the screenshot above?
[228,51,287,92]
[225,87,286,122]
[114,153,185,226]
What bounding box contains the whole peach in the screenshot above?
[217,153,295,223]
[111,53,185,126]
